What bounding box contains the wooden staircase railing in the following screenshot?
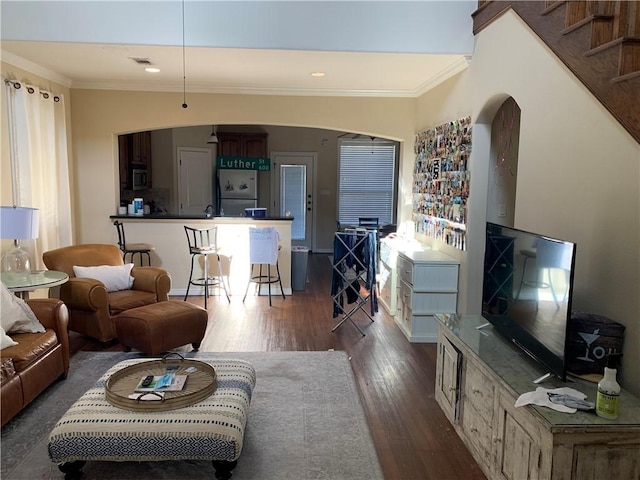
[473,1,640,144]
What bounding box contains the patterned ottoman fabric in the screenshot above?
[48,358,256,464]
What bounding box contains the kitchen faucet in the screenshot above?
[204,204,214,218]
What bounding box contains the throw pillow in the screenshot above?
[0,326,18,349]
[0,282,46,334]
[73,264,135,292]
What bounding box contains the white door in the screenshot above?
[178,147,213,214]
[271,152,315,250]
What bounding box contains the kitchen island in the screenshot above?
[109,215,293,298]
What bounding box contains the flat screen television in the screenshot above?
[482,222,577,381]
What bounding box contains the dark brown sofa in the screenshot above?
[1,298,69,426]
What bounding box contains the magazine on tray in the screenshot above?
[134,373,187,392]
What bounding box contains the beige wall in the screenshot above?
[262,125,342,251]
[416,11,640,394]
[69,90,415,249]
[144,124,347,252]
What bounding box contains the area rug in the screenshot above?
[1,351,383,480]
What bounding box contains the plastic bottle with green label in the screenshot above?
[595,354,622,420]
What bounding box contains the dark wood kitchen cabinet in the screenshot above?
[118,135,129,190]
[131,131,152,166]
[217,133,268,158]
[118,131,152,189]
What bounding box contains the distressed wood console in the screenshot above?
[435,314,640,480]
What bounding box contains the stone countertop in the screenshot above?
[109,214,294,221]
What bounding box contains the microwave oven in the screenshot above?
[131,166,148,190]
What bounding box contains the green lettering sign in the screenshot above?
[216,157,270,171]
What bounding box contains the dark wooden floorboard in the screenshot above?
[70,253,485,480]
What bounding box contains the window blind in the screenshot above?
[280,164,306,240]
[338,140,396,226]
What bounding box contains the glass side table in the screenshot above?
[1,270,69,299]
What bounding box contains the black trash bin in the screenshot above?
[291,246,309,291]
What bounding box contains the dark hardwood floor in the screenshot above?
[70,253,486,480]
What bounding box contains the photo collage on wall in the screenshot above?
[412,116,472,250]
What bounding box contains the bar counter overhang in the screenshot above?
[109,215,294,297]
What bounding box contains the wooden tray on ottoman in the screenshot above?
[105,357,216,412]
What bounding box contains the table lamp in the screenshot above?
[0,206,40,280]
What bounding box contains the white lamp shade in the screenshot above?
[0,206,40,240]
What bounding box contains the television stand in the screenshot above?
[434,313,640,480]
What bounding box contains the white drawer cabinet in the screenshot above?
[395,249,459,342]
[378,239,398,315]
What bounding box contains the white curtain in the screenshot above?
[4,80,72,269]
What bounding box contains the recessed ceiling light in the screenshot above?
[145,67,160,73]
[310,72,326,77]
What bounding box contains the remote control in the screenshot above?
[141,375,154,387]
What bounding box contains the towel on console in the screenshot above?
[515,387,589,413]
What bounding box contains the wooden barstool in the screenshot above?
[114,220,154,266]
[184,225,230,308]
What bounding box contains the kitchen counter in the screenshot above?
[110,214,293,221]
[109,216,293,297]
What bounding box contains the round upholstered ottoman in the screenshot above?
[115,301,208,356]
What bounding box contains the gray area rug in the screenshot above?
[1,351,383,480]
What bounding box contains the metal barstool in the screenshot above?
[242,226,284,306]
[184,226,230,308]
[114,220,154,266]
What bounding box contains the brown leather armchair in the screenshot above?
[43,244,171,343]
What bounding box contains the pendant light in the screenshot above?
[207,125,219,144]
[181,0,188,108]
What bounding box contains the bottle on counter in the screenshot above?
[596,353,622,420]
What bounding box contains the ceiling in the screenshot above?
[1,1,476,97]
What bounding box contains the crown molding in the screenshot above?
[70,81,419,98]
[1,50,73,88]
[413,56,472,96]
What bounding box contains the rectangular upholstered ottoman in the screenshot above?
[48,358,256,480]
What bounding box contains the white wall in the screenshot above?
[416,11,640,394]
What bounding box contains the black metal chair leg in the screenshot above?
[276,261,285,299]
[184,255,195,301]
[242,263,252,302]
[267,264,272,306]
[203,255,209,309]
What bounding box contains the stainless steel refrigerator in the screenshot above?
[216,169,258,216]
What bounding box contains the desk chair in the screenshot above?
[184,226,230,308]
[114,220,154,266]
[358,217,379,228]
[243,227,285,306]
[358,217,380,253]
